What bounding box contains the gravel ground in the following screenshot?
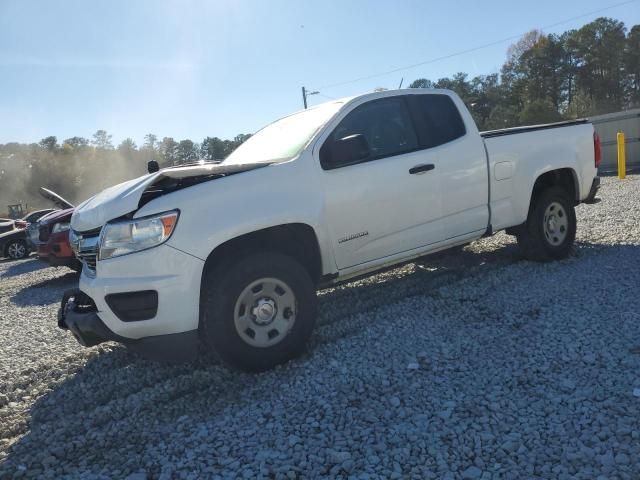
[1,175,639,479]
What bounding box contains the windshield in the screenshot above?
[224,101,344,165]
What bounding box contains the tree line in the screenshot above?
[409,17,640,130]
[0,131,251,212]
[36,130,252,167]
[1,16,638,212]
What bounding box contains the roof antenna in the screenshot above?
[398,77,404,89]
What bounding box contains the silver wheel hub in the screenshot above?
[234,277,297,348]
[543,202,568,246]
[252,298,277,325]
[8,242,25,259]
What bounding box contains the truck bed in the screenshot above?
[481,119,589,139]
[481,119,596,233]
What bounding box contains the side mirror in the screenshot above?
[323,134,370,169]
[147,160,160,174]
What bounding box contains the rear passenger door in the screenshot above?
[406,93,489,239]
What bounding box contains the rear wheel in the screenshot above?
[516,186,576,261]
[200,252,317,372]
[6,240,28,260]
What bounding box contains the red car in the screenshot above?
[36,189,81,271]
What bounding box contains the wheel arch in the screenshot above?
[529,168,579,209]
[507,167,579,235]
[200,223,323,288]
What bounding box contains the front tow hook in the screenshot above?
[58,288,82,329]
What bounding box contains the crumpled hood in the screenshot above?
[41,208,74,225]
[39,187,74,209]
[71,162,271,232]
[71,174,159,232]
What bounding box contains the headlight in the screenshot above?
[52,222,70,234]
[99,210,179,260]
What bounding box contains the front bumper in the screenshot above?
[58,288,198,362]
[58,243,205,362]
[79,244,204,339]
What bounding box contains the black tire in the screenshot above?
[200,252,317,372]
[516,186,576,261]
[5,239,29,260]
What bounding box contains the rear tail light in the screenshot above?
[15,221,27,229]
[594,132,602,168]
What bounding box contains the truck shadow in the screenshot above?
[312,240,640,350]
[0,256,49,278]
[315,239,523,329]
[1,240,639,476]
[10,270,79,306]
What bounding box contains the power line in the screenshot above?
[310,0,639,92]
[302,90,334,109]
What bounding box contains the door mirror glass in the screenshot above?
[327,134,370,168]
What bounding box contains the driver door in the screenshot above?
[319,95,444,270]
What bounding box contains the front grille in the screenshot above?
[73,229,100,274]
[78,251,97,271]
[39,225,50,242]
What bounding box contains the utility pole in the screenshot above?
[301,86,319,109]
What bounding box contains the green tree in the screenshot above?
[434,72,472,103]
[234,133,252,145]
[499,31,545,116]
[176,139,199,164]
[567,17,627,114]
[625,25,640,107]
[467,74,503,130]
[485,105,520,130]
[92,130,114,149]
[143,133,158,151]
[520,34,567,111]
[39,136,58,151]
[519,99,563,124]
[118,138,138,157]
[158,137,178,166]
[201,136,227,161]
[63,136,89,149]
[408,78,434,89]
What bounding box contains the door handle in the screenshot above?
[409,164,435,175]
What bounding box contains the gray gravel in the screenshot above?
[1,175,640,479]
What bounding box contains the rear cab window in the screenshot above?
[407,94,466,148]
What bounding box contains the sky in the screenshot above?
[1,0,639,146]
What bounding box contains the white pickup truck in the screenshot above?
[59,89,601,371]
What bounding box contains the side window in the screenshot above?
[408,94,466,149]
[320,97,418,169]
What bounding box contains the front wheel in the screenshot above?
[200,252,317,372]
[516,186,576,261]
[6,239,29,260]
